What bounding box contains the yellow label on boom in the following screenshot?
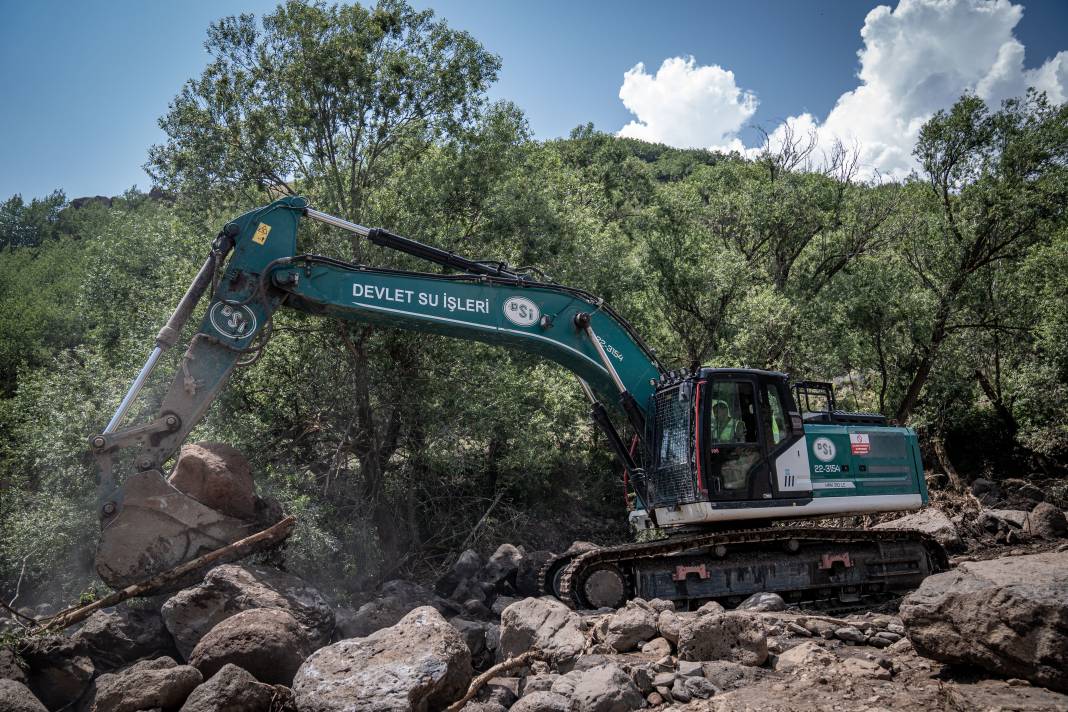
[252,223,271,245]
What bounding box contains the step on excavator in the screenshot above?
[92,196,948,607]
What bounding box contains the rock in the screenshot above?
[461,702,507,712]
[72,605,177,672]
[670,676,691,703]
[700,660,769,690]
[511,690,570,712]
[678,613,768,666]
[971,478,1001,503]
[833,626,867,644]
[695,601,725,616]
[498,597,585,669]
[564,541,599,556]
[491,596,519,618]
[652,671,676,688]
[437,549,485,598]
[645,692,663,706]
[162,564,334,658]
[85,657,202,712]
[604,601,658,652]
[1003,478,1045,508]
[479,677,520,707]
[481,544,523,589]
[0,680,47,712]
[986,508,1030,528]
[774,641,836,670]
[168,442,256,519]
[838,657,892,680]
[1031,502,1068,539]
[521,673,560,695]
[20,636,94,711]
[292,606,471,712]
[569,663,645,712]
[451,618,499,670]
[640,637,672,657]
[679,675,716,700]
[188,608,309,685]
[900,551,1068,692]
[873,508,963,552]
[656,610,681,644]
[549,669,584,697]
[178,663,281,712]
[0,647,28,685]
[735,592,785,612]
[785,622,811,637]
[515,551,555,597]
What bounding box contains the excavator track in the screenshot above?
[543,527,948,610]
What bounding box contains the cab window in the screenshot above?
[707,381,757,444]
[764,385,788,447]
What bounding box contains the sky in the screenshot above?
[1,0,1066,200]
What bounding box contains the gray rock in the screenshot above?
[479,677,520,707]
[681,675,717,700]
[292,606,471,712]
[735,592,785,612]
[549,669,584,697]
[670,676,691,703]
[569,663,645,712]
[521,673,560,695]
[656,610,681,644]
[0,647,28,685]
[774,641,836,670]
[640,637,672,657]
[833,626,867,644]
[646,599,675,613]
[515,551,556,597]
[481,544,523,588]
[491,596,520,618]
[20,636,94,711]
[695,601,725,616]
[451,618,500,670]
[678,613,768,666]
[511,690,570,712]
[85,657,202,712]
[178,663,282,712]
[700,660,769,690]
[162,564,333,659]
[603,601,658,652]
[498,597,585,670]
[676,660,703,677]
[873,508,963,551]
[0,679,47,712]
[1031,502,1068,539]
[188,607,310,685]
[900,551,1068,692]
[460,702,507,712]
[72,606,177,672]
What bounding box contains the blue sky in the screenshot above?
[2,0,1066,200]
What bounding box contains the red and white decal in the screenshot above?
[850,433,870,455]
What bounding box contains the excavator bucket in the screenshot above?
[95,470,263,589]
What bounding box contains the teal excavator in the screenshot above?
[92,197,947,609]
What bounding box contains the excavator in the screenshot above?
[91,196,947,609]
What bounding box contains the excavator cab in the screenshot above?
[642,369,808,519]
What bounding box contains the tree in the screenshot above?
[146,0,500,227]
[895,92,1068,423]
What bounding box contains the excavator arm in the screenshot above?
[92,197,662,587]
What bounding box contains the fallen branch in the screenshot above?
[39,515,296,632]
[458,491,504,553]
[446,650,547,712]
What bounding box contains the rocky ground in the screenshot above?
[2,476,1067,711]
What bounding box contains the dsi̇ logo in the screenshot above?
[209,302,257,339]
[502,297,540,327]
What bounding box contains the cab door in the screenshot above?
[701,375,772,501]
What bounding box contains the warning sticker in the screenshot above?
[252,222,271,245]
[850,433,871,456]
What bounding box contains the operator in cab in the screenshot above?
[712,399,746,442]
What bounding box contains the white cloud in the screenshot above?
[617,0,1068,179]
[618,56,756,151]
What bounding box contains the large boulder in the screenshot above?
[900,551,1068,692]
[1030,502,1068,539]
[510,690,570,712]
[162,564,334,658]
[436,550,484,598]
[872,508,963,551]
[0,647,28,685]
[0,680,47,712]
[84,657,202,712]
[602,600,658,652]
[498,597,585,670]
[481,544,523,590]
[293,606,471,712]
[677,613,768,666]
[168,442,256,519]
[179,663,290,712]
[71,605,177,672]
[20,636,94,711]
[188,608,310,685]
[735,592,785,612]
[568,662,645,712]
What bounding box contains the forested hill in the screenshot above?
[1,1,1066,609]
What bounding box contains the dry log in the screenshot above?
[446,649,547,712]
[39,515,295,632]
